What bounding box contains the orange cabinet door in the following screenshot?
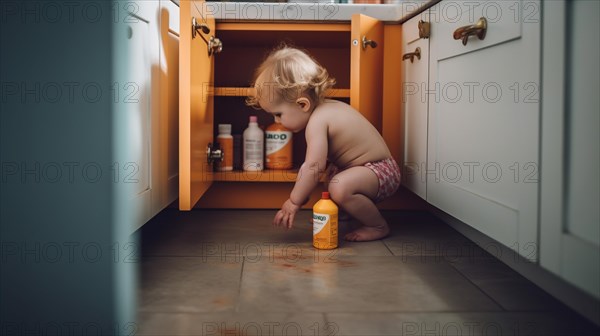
[179,0,215,210]
[350,14,384,132]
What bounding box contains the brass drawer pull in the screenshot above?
[418,20,430,39]
[453,17,487,46]
[402,47,421,63]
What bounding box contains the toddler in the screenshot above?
[247,46,401,242]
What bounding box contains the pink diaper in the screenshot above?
[327,157,401,203]
[364,157,401,203]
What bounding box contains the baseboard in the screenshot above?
[429,205,600,327]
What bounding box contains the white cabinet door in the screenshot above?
[540,0,600,299]
[402,11,429,200]
[427,0,541,260]
[112,1,160,232]
[158,0,180,211]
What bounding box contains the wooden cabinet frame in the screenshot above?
[179,0,403,210]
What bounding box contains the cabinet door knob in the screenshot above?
[192,17,210,37]
[402,47,421,63]
[453,17,487,46]
[361,36,378,50]
[207,143,223,164]
[418,20,430,39]
[192,17,223,57]
[208,36,223,56]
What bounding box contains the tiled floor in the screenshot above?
[138,209,599,335]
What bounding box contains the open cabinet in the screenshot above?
[179,0,215,210]
[179,0,399,210]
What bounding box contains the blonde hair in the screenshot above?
[246,46,335,109]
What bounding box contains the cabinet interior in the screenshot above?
[213,24,352,175]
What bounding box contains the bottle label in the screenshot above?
[266,131,292,155]
[244,138,263,169]
[313,213,329,235]
[216,137,233,171]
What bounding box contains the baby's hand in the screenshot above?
[273,199,301,230]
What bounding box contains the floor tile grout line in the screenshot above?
[381,239,396,256]
[234,256,246,313]
[323,312,331,327]
[447,261,509,312]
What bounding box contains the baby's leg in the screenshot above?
[328,167,389,242]
[323,165,352,221]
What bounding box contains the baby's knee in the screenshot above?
[328,181,351,205]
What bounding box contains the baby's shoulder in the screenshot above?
[311,100,351,120]
[306,110,328,134]
[307,102,330,122]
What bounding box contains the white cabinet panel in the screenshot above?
[402,11,429,199]
[430,0,527,60]
[564,0,600,246]
[127,19,152,199]
[159,0,180,212]
[427,0,540,260]
[113,0,161,232]
[540,0,600,299]
[163,0,181,35]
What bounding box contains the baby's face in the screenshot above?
[259,94,310,133]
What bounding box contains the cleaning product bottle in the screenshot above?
[215,124,233,171]
[243,116,264,171]
[265,122,293,169]
[313,191,338,249]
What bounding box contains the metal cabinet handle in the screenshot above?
[207,143,223,164]
[362,36,378,50]
[208,36,223,56]
[402,47,421,63]
[418,20,430,39]
[453,17,487,46]
[405,21,430,45]
[192,17,223,57]
[192,17,210,37]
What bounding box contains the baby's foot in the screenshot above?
[344,225,390,242]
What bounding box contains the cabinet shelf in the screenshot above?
[213,169,293,182]
[214,87,350,98]
[217,23,350,32]
[216,23,350,48]
[213,169,326,182]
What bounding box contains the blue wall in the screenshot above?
[1,1,134,334]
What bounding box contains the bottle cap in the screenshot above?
[322,191,330,199]
[218,124,232,135]
[249,116,258,123]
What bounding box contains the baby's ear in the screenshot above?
[296,97,311,112]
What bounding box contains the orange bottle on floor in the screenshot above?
[313,192,338,249]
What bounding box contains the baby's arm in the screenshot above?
[291,118,328,206]
[273,116,328,229]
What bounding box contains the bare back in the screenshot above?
[306,99,391,169]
